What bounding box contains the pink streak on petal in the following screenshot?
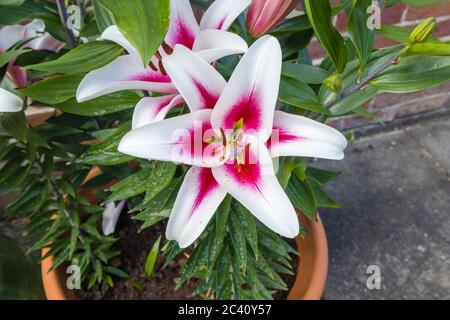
[193,79,219,109]
[151,96,177,118]
[266,127,304,150]
[192,168,220,213]
[171,19,196,49]
[216,17,227,30]
[224,161,261,189]
[223,94,262,131]
[131,71,172,83]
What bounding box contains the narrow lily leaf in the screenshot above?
[279,77,330,114]
[308,179,341,209]
[286,173,316,220]
[330,86,378,115]
[304,0,347,73]
[348,0,374,71]
[55,92,140,116]
[19,74,84,104]
[98,0,170,65]
[371,65,450,93]
[281,62,331,84]
[25,41,123,74]
[305,166,341,185]
[144,235,161,279]
[108,169,151,202]
[0,49,30,68]
[0,0,26,5]
[92,0,114,32]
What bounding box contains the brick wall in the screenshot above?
[307,1,450,131]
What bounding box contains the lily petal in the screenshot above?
[193,29,248,63]
[76,54,176,102]
[163,45,226,111]
[102,200,126,236]
[165,0,200,49]
[166,167,227,248]
[200,0,251,31]
[119,109,226,167]
[268,111,347,160]
[211,35,282,142]
[0,25,26,52]
[26,33,64,52]
[212,138,299,238]
[132,94,184,129]
[0,88,23,112]
[99,25,139,55]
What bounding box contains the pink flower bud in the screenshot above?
[246,0,297,37]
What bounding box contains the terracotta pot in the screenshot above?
[41,210,328,300]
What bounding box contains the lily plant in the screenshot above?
[118,36,347,248]
[77,0,251,129]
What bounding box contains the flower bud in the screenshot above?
[408,17,436,44]
[324,73,343,93]
[246,0,297,37]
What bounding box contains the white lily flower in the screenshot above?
[0,88,23,112]
[102,200,126,236]
[118,36,347,248]
[76,0,251,129]
[0,19,65,87]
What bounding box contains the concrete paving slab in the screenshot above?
[318,115,450,299]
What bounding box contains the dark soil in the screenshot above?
[79,212,198,300]
[78,211,296,300]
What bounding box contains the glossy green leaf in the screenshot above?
[304,0,347,73]
[0,0,26,5]
[144,236,161,279]
[98,0,170,65]
[281,62,331,84]
[0,49,30,68]
[55,92,140,116]
[330,86,378,115]
[286,173,316,220]
[92,0,114,32]
[371,56,450,93]
[19,74,84,104]
[348,0,374,70]
[25,41,123,75]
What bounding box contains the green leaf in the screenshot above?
[98,0,170,65]
[0,48,31,68]
[76,151,134,166]
[19,74,84,104]
[330,86,378,115]
[286,173,316,220]
[371,66,450,92]
[0,0,26,5]
[1,111,27,142]
[144,235,161,279]
[305,166,341,184]
[108,169,151,201]
[55,91,140,116]
[142,162,177,204]
[309,179,340,209]
[25,41,124,75]
[304,0,347,73]
[347,0,374,70]
[92,0,114,32]
[279,76,330,114]
[281,62,331,84]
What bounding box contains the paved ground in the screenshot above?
[319,113,450,300]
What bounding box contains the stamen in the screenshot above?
[149,60,158,71]
[162,41,174,55]
[158,60,167,75]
